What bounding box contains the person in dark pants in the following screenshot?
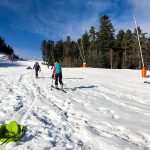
[52,60,63,89]
[33,62,41,78]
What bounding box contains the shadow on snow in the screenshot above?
[64,85,98,91]
[65,77,83,80]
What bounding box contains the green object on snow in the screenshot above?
[0,121,24,144]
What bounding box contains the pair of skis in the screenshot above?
[51,85,67,93]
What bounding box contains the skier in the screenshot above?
[52,60,63,89]
[33,61,41,78]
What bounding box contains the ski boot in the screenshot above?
[55,85,58,89]
[60,83,63,90]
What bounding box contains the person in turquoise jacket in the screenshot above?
[52,60,63,89]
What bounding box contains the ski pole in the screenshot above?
[52,77,53,86]
[40,70,44,81]
[40,69,43,77]
[32,69,34,78]
[51,66,54,88]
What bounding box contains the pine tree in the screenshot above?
[0,37,14,55]
[115,30,125,68]
[81,31,90,64]
[41,40,47,63]
[98,15,115,68]
[0,37,5,52]
[88,26,99,67]
[47,40,55,65]
[122,29,134,68]
[55,40,64,62]
[63,36,72,66]
[70,41,79,66]
[116,30,125,51]
[89,26,96,41]
[145,38,150,69]
[98,15,115,52]
[122,29,133,51]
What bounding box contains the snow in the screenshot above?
[0,60,150,150]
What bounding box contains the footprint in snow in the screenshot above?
[112,114,120,119]
[100,107,114,114]
[99,108,120,120]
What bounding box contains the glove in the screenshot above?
[52,74,54,78]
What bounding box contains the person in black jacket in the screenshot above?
[33,62,41,78]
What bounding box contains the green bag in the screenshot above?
[0,121,24,144]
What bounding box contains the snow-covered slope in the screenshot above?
[0,60,150,150]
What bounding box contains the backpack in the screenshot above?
[55,63,62,74]
[0,121,24,145]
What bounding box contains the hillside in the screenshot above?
[0,60,150,150]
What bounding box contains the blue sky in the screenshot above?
[0,0,150,59]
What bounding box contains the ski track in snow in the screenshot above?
[0,61,150,150]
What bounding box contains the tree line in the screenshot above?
[0,36,19,60]
[41,15,150,69]
[0,36,14,55]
